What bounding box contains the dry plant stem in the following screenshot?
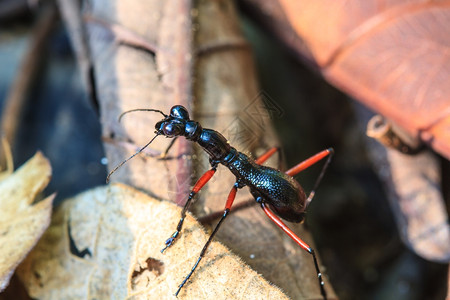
[363,110,450,262]
[168,0,195,206]
[367,115,423,154]
[0,4,57,164]
[56,0,98,112]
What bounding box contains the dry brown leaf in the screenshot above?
[0,151,54,291]
[17,183,288,299]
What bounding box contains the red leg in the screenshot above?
[255,146,279,165]
[261,202,327,299]
[285,148,333,176]
[175,183,239,296]
[161,167,217,253]
[192,168,216,193]
[286,148,334,207]
[225,184,238,210]
[261,202,311,251]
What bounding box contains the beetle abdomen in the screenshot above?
[227,152,307,223]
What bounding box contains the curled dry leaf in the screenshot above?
[17,183,288,299]
[0,151,54,291]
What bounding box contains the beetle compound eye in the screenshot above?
[155,121,164,134]
[163,123,183,137]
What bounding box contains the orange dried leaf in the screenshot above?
[18,183,288,299]
[0,151,53,291]
[276,0,450,159]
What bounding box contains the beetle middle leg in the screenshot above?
[175,182,240,296]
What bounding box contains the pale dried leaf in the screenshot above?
[17,183,288,299]
[0,151,53,291]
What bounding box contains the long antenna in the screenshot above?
[119,108,167,122]
[106,133,160,183]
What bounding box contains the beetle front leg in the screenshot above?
[161,167,217,253]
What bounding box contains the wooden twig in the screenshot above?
[0,4,58,165]
[57,0,99,113]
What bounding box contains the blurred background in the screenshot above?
[0,1,448,299]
